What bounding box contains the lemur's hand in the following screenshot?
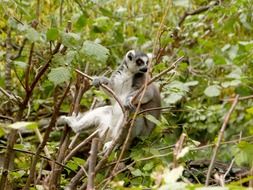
[92,76,110,88]
[124,96,136,111]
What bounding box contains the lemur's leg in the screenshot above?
[60,106,112,133]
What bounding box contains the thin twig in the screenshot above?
[65,163,89,189]
[10,38,27,60]
[224,95,253,102]
[223,158,235,182]
[34,128,51,158]
[0,86,21,105]
[173,133,187,168]
[5,28,12,94]
[205,95,239,186]
[64,130,99,163]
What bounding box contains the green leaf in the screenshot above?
[60,32,81,49]
[145,114,161,125]
[234,141,253,166]
[185,81,199,87]
[13,61,27,68]
[65,160,79,173]
[246,107,253,115]
[143,162,154,171]
[25,28,40,42]
[48,67,71,86]
[80,41,109,64]
[26,122,38,130]
[46,28,59,41]
[213,54,226,65]
[8,122,38,131]
[165,93,183,104]
[173,0,190,7]
[0,127,5,138]
[131,169,143,177]
[75,14,87,30]
[204,85,221,97]
[72,157,85,166]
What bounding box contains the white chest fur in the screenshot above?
[112,71,133,100]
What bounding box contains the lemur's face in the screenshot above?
[125,50,150,74]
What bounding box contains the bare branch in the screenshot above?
[10,39,27,60]
[86,138,99,190]
[23,82,71,190]
[205,95,239,186]
[64,130,99,163]
[173,133,187,168]
[178,1,218,27]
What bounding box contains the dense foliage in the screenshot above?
[0,0,253,189]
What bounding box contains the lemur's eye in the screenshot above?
[136,59,144,66]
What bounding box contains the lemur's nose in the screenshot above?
[139,67,148,73]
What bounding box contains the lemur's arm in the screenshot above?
[92,76,111,88]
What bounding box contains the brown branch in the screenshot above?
[178,2,218,27]
[173,133,187,168]
[25,43,35,91]
[64,130,99,163]
[0,129,18,190]
[49,62,91,189]
[0,86,21,105]
[1,21,61,190]
[0,146,75,172]
[223,95,253,102]
[249,163,253,188]
[23,82,71,190]
[86,138,99,190]
[205,95,239,186]
[65,164,88,190]
[5,28,12,94]
[10,38,27,60]
[59,0,64,26]
[0,114,14,122]
[137,106,174,115]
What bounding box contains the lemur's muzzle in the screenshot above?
[139,67,148,73]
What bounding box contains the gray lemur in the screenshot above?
[60,50,161,149]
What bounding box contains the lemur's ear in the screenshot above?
[126,50,135,61]
[147,53,153,63]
